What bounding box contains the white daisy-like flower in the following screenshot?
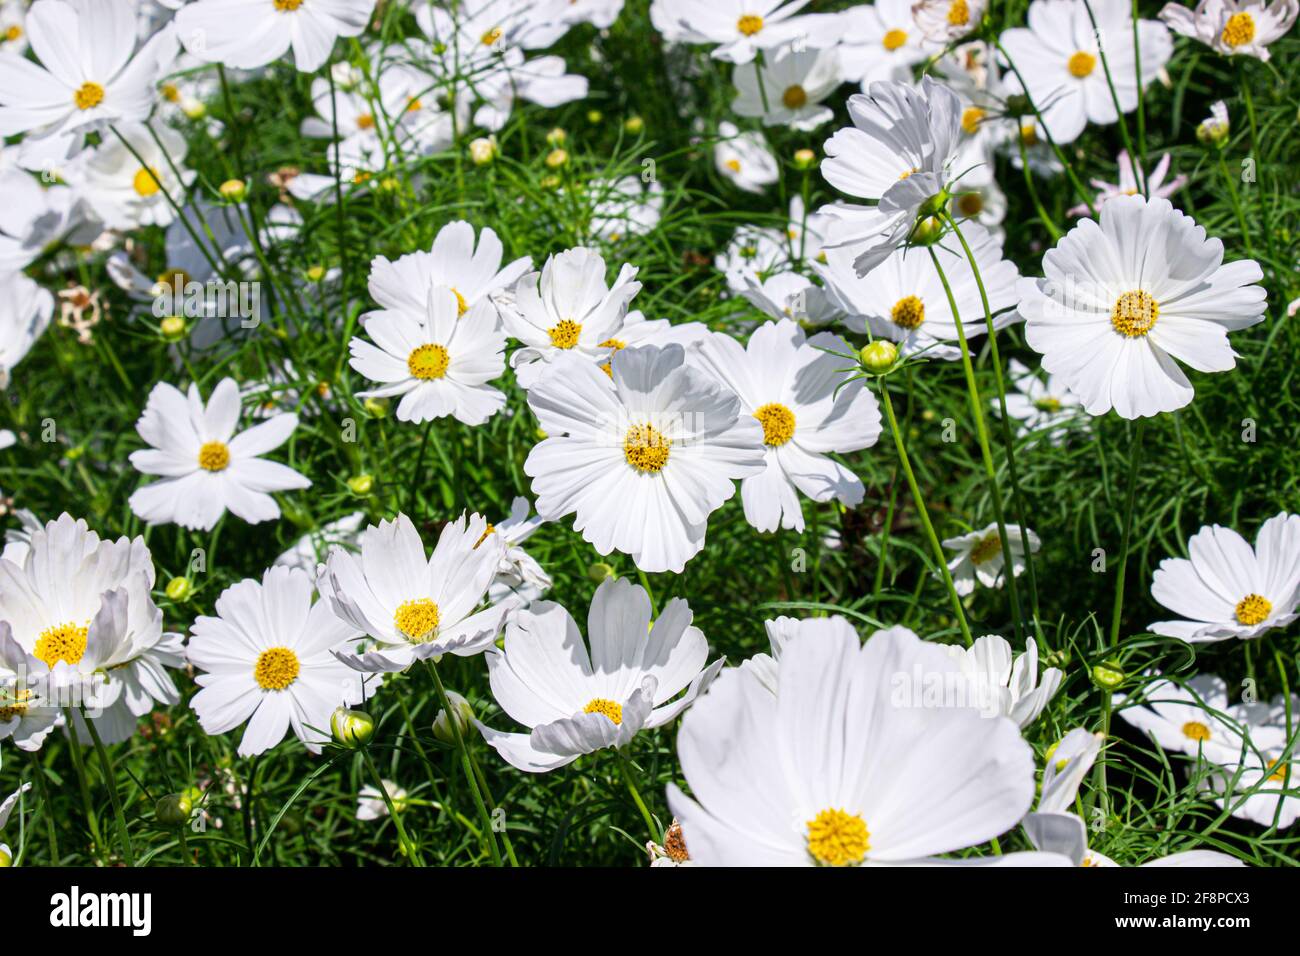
[995,358,1085,444]
[73,121,194,230]
[357,779,408,821]
[0,513,184,746]
[1202,695,1300,829]
[477,577,724,772]
[714,120,778,194]
[732,47,841,130]
[0,272,54,388]
[837,0,939,87]
[350,288,508,426]
[177,0,375,73]
[668,623,1056,866]
[503,246,642,389]
[948,178,1007,235]
[1114,673,1253,765]
[1069,150,1187,217]
[913,0,987,42]
[691,319,881,533]
[524,344,767,573]
[716,223,787,292]
[944,634,1063,727]
[650,0,837,64]
[738,614,855,694]
[999,0,1172,145]
[274,512,367,575]
[943,523,1040,596]
[322,511,511,673]
[129,377,311,532]
[0,0,176,142]
[1160,0,1298,61]
[741,271,842,327]
[818,220,1020,360]
[0,1,28,57]
[1019,195,1267,419]
[1148,512,1300,643]
[587,176,664,243]
[1023,728,1244,865]
[188,566,371,757]
[481,496,553,606]
[367,220,531,325]
[819,77,964,276]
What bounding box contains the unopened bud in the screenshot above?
[545,148,569,169]
[546,127,567,146]
[363,397,389,418]
[218,179,247,202]
[1091,660,1125,690]
[155,792,193,827]
[469,136,498,165]
[347,474,374,496]
[165,576,193,602]
[331,707,375,748]
[587,561,616,583]
[432,692,474,744]
[160,315,187,342]
[793,148,816,170]
[624,115,644,135]
[859,340,898,375]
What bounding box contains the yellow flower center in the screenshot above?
[1110,290,1159,338]
[947,0,971,25]
[133,167,163,198]
[394,598,441,643]
[806,808,870,866]
[274,0,303,11]
[961,106,986,135]
[599,338,627,377]
[408,343,450,380]
[883,29,909,51]
[737,14,764,35]
[0,687,33,722]
[754,402,796,446]
[253,647,300,690]
[450,287,467,316]
[161,83,180,103]
[198,441,231,472]
[1267,760,1290,784]
[1182,721,1212,742]
[890,294,925,330]
[725,158,742,173]
[782,84,808,109]
[1033,396,1062,412]
[1020,122,1039,146]
[583,697,623,724]
[969,532,1002,565]
[356,113,375,130]
[481,26,502,45]
[624,423,671,473]
[156,268,192,291]
[1221,11,1255,47]
[34,622,89,668]
[547,319,582,349]
[1068,51,1096,78]
[1235,593,1271,626]
[74,82,104,111]
[955,191,984,217]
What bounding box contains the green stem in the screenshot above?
[613,748,658,840]
[62,709,107,864]
[360,749,425,866]
[1107,420,1146,651]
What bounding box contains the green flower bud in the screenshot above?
[347,474,374,496]
[624,115,644,135]
[1092,660,1124,690]
[432,691,474,745]
[363,397,390,418]
[587,561,616,583]
[165,576,193,602]
[155,793,193,827]
[792,148,816,170]
[859,340,899,375]
[331,707,375,749]
[160,315,187,342]
[546,127,567,146]
[218,179,247,202]
[545,148,569,169]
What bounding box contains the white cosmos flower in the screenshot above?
[482,496,552,606]
[999,0,1172,145]
[0,168,92,274]
[741,271,842,327]
[943,523,1040,596]
[1023,728,1244,866]
[477,577,724,772]
[1069,150,1186,217]
[818,221,1020,360]
[732,47,841,130]
[819,77,964,276]
[1160,0,1298,60]
[944,634,1063,727]
[274,511,367,574]
[72,121,193,230]
[0,1,28,57]
[176,0,375,73]
[650,0,837,64]
[129,377,311,531]
[0,0,176,142]
[322,511,511,673]
[913,0,986,41]
[588,175,663,243]
[503,246,642,389]
[668,623,1053,866]
[691,319,881,533]
[524,344,767,573]
[349,289,508,426]
[188,566,371,757]
[948,178,1007,235]
[1114,673,1253,765]
[366,219,531,325]
[1148,512,1300,643]
[357,779,407,821]
[0,272,53,389]
[1019,195,1267,419]
[837,0,939,87]
[716,223,787,292]
[714,121,778,194]
[995,358,1085,444]
[739,614,855,694]
[0,513,183,746]
[1202,694,1300,829]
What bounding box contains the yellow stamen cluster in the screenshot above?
[782,85,808,109]
[253,647,300,690]
[133,167,163,198]
[547,319,582,349]
[806,808,870,866]
[481,26,503,45]
[34,622,88,668]
[890,295,926,330]
[1234,593,1271,626]
[1033,396,1063,413]
[1221,11,1255,47]
[584,697,623,725]
[969,532,1002,565]
[725,158,742,173]
[1182,721,1212,742]
[948,0,971,25]
[74,82,104,111]
[1068,51,1096,78]
[0,687,32,722]
[882,29,909,51]
[394,598,440,643]
[198,441,230,472]
[624,423,671,473]
[356,113,375,130]
[961,107,986,135]
[956,192,984,217]
[408,343,450,380]
[275,0,304,10]
[754,402,796,447]
[737,14,764,36]
[161,83,180,103]
[1110,290,1159,338]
